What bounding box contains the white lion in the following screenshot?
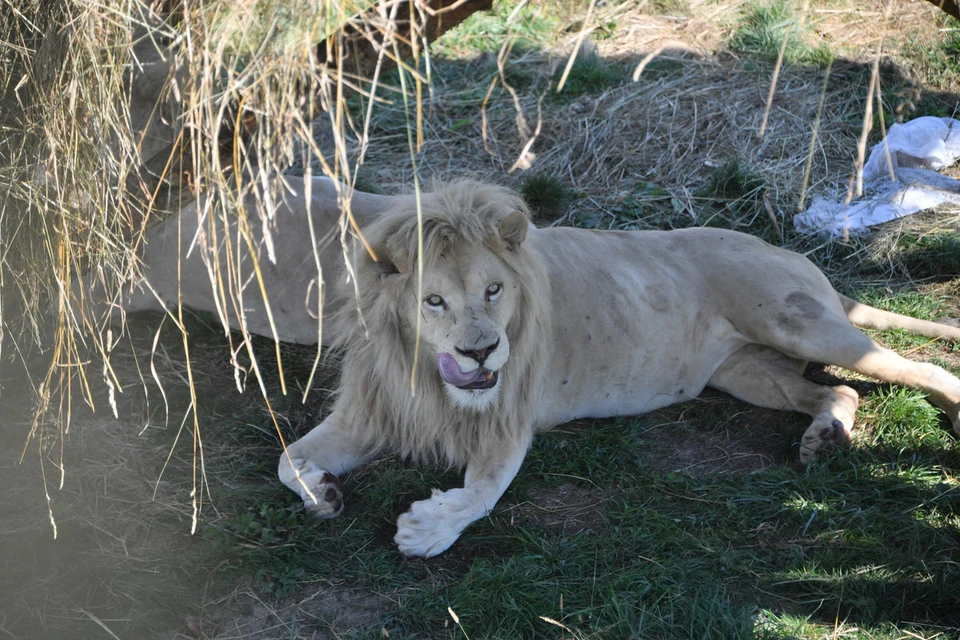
[74,177,392,345]
[275,180,960,558]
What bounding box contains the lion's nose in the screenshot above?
[456,338,500,365]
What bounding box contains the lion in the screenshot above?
[278,180,960,558]
[74,176,393,344]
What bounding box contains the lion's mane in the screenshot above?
[330,181,552,468]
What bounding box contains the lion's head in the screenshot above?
[332,181,551,466]
[405,234,523,409]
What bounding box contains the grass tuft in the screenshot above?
[861,387,945,451]
[553,53,628,95]
[520,172,572,222]
[698,158,765,202]
[695,158,769,234]
[730,0,833,67]
[894,233,960,280]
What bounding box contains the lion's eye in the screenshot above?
[424,294,445,308]
[485,283,503,300]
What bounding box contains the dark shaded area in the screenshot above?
[923,0,960,21]
[867,232,960,281]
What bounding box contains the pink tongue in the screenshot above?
[437,353,482,386]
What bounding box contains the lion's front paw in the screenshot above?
[394,488,472,558]
[280,457,344,518]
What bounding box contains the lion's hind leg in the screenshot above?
[761,317,960,439]
[708,344,860,463]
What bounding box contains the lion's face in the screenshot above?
[352,186,535,420]
[411,241,521,411]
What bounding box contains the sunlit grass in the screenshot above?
[730,0,833,67]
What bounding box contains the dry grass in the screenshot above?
[353,0,958,247]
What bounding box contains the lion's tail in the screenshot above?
[839,293,960,341]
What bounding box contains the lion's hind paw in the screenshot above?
[799,417,852,464]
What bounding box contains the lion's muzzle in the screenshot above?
[437,353,499,389]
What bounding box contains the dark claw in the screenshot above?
[320,471,342,488]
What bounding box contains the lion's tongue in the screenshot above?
[437,353,482,386]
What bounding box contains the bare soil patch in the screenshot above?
[506,481,607,536]
[638,394,804,476]
[191,585,386,640]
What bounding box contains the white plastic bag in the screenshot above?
[795,117,960,237]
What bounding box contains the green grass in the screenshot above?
[569,167,771,235]
[843,287,960,353]
[850,289,947,322]
[520,172,572,222]
[932,16,960,81]
[944,23,960,60]
[729,0,833,67]
[187,345,960,638]
[896,16,960,98]
[690,158,784,241]
[607,181,676,229]
[861,387,946,451]
[433,0,562,57]
[553,54,629,96]
[888,233,960,280]
[32,187,958,640]
[43,151,958,640]
[169,267,960,638]
[697,158,765,205]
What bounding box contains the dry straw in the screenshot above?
[0,0,420,531]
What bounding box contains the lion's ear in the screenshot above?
[498,210,529,249]
[367,246,403,278]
